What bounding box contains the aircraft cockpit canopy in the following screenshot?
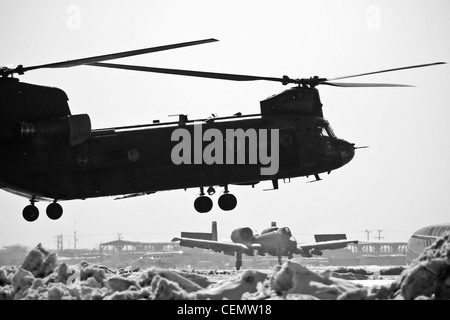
[316,119,336,138]
[278,227,292,236]
[261,227,278,234]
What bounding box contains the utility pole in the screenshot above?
[55,234,63,251]
[375,230,384,241]
[74,222,78,250]
[365,229,372,241]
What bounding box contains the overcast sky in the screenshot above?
[1,0,449,250]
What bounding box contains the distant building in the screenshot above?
[322,241,411,266]
[97,239,233,269]
[0,245,29,266]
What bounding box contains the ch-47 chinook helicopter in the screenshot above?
[0,38,445,222]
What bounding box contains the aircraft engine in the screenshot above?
[311,250,323,256]
[16,114,91,146]
[231,227,254,244]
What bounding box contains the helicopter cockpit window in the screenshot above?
[319,127,329,137]
[316,121,336,138]
[326,124,336,137]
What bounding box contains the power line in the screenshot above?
[375,229,385,241]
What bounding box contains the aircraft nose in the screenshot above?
[339,141,355,166]
[288,236,298,250]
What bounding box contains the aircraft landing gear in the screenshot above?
[194,196,213,213]
[218,185,237,211]
[235,252,243,270]
[22,200,39,222]
[194,185,237,213]
[194,187,213,213]
[46,201,63,220]
[277,253,283,265]
[22,198,64,221]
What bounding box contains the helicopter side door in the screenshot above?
[277,127,300,173]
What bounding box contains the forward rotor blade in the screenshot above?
[13,38,218,74]
[326,62,446,81]
[321,81,413,87]
[89,62,287,83]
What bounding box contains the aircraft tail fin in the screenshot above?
[180,221,218,241]
[314,234,347,242]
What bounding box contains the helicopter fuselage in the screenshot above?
[0,112,352,198]
[0,78,355,218]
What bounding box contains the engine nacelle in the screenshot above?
[18,114,91,146]
[231,227,254,244]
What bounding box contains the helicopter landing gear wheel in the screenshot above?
[194,187,213,213]
[218,185,237,211]
[46,202,63,220]
[218,193,237,211]
[194,196,213,213]
[23,204,39,222]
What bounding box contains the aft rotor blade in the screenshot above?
[89,62,288,83]
[326,62,446,81]
[14,38,219,74]
[321,81,413,87]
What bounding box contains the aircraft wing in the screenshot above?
[172,237,253,256]
[411,234,442,241]
[296,239,358,254]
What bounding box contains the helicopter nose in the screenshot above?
[339,141,355,166]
